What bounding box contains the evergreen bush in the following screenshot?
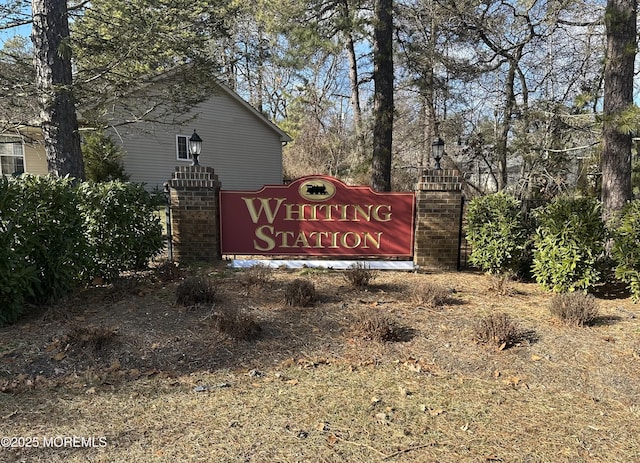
[17,175,88,303]
[465,192,529,274]
[82,131,129,182]
[0,177,38,323]
[1,176,164,324]
[611,200,640,301]
[531,196,605,292]
[79,181,163,281]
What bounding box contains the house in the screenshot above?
[0,128,48,177]
[2,80,291,191]
[109,80,291,191]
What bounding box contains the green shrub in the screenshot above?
[531,196,605,292]
[1,176,164,324]
[611,200,640,301]
[465,193,529,275]
[82,131,129,182]
[79,181,163,281]
[16,175,88,303]
[0,177,38,323]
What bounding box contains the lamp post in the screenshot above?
[189,130,203,166]
[432,136,444,170]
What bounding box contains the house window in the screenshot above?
[176,135,191,161]
[0,138,25,176]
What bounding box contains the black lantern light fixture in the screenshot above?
[189,129,203,166]
[432,136,445,170]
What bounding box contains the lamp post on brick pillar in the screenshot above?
[189,130,203,166]
[167,130,223,263]
[432,136,444,170]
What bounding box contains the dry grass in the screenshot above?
[1,267,640,462]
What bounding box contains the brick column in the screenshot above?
[414,169,463,270]
[168,166,222,263]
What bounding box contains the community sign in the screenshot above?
[219,175,415,257]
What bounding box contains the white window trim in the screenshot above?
[176,134,191,162]
[0,137,25,176]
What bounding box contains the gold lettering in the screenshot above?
[308,231,329,248]
[341,231,361,249]
[337,205,350,221]
[242,197,286,224]
[284,203,308,221]
[292,231,311,248]
[362,231,383,249]
[372,205,392,222]
[329,231,341,247]
[353,205,372,222]
[316,204,337,221]
[254,225,276,251]
[275,230,295,247]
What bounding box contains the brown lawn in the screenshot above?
[1,263,639,462]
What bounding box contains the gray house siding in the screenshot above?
[113,83,288,191]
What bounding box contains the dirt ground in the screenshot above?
[1,263,640,462]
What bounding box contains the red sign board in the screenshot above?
[220,176,415,257]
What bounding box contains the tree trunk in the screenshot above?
[601,0,636,220]
[371,0,393,192]
[496,60,517,191]
[32,0,84,179]
[345,31,365,163]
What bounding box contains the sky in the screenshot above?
[0,24,30,47]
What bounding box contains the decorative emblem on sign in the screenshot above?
[298,178,336,201]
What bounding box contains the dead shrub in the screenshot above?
[474,312,520,349]
[210,307,261,341]
[343,263,377,289]
[67,324,118,353]
[350,310,403,342]
[242,263,273,288]
[154,260,182,282]
[549,292,599,327]
[176,276,217,306]
[488,272,517,296]
[411,281,451,308]
[284,279,317,306]
[110,274,143,295]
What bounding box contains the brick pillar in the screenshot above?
[414,169,463,270]
[168,166,222,263]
